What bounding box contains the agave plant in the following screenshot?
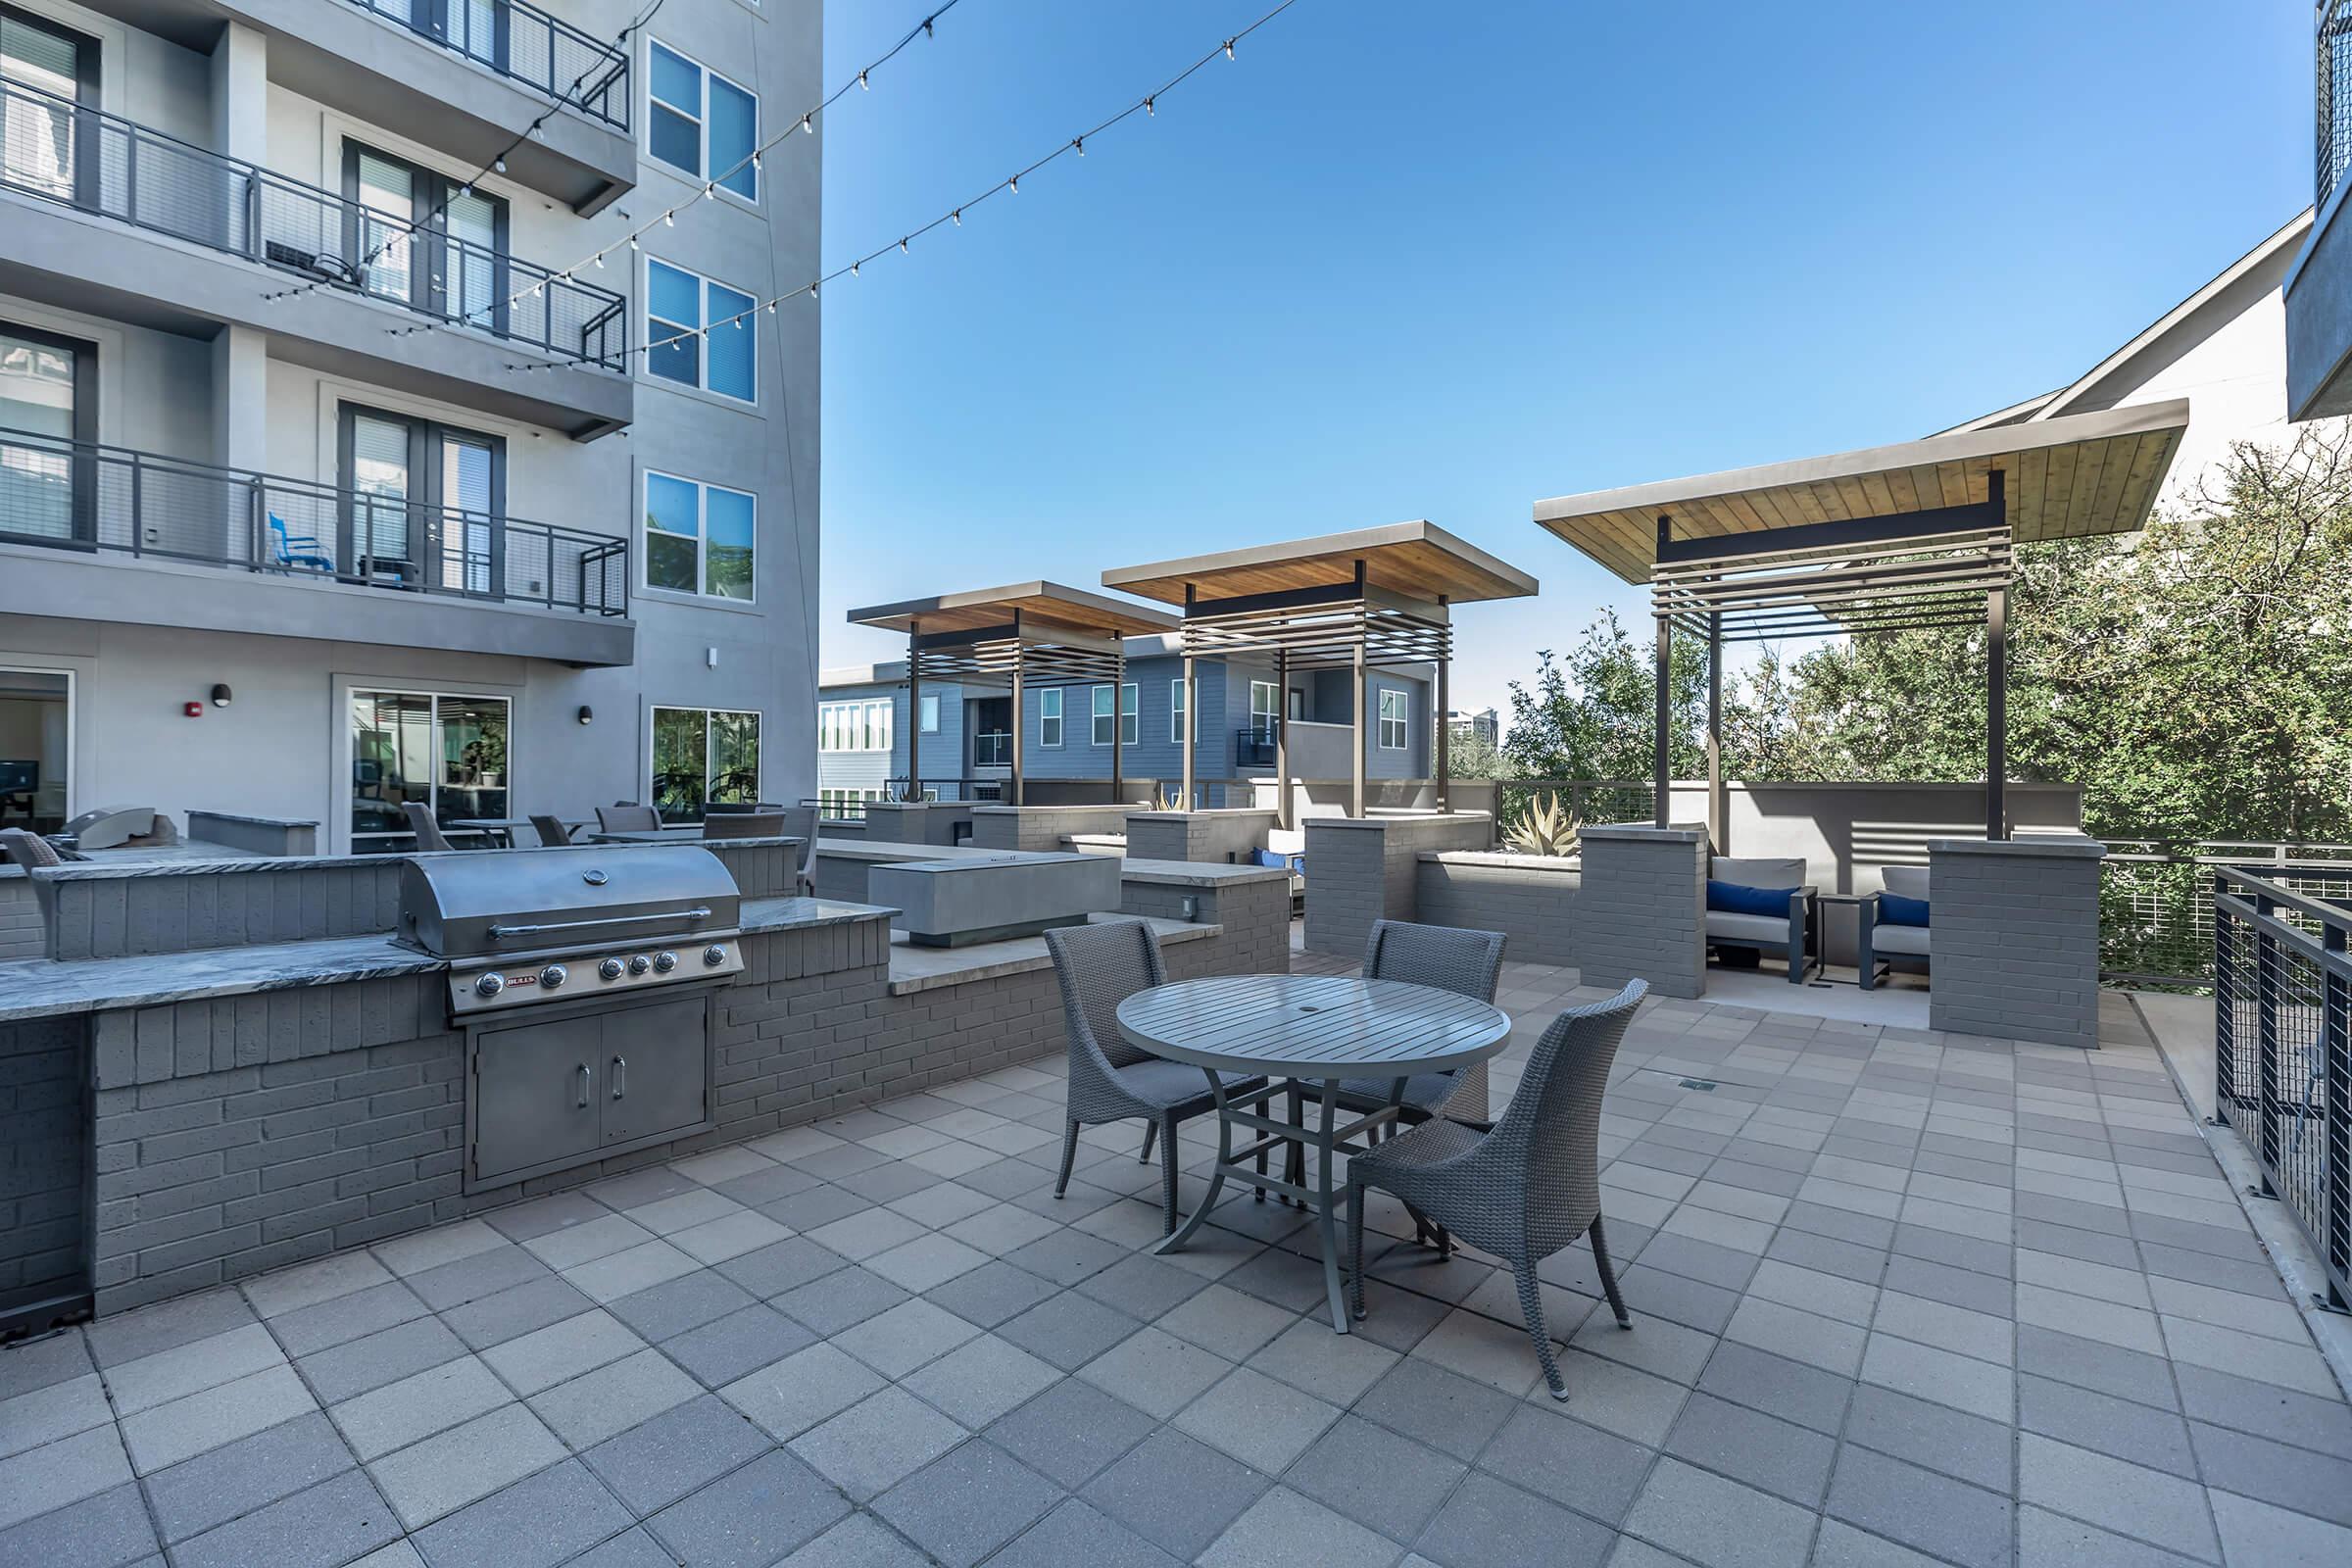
[1506,791,1582,858]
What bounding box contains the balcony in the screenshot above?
[0,76,631,437]
[0,426,634,665]
[972,730,1013,769]
[2288,1,2352,418]
[67,0,637,212]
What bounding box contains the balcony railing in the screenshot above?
[1236,723,1280,766]
[2324,1,2352,202]
[0,76,627,368]
[342,0,630,130]
[971,732,1012,769]
[2213,863,2352,1311]
[0,426,628,616]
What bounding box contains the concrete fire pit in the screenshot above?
[866,851,1123,947]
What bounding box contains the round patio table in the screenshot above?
[1117,972,1511,1333]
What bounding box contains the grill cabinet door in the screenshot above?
[471,1014,603,1182]
[601,995,710,1147]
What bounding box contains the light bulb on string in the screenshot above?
[1008,175,1018,193]
[494,158,507,172]
[1073,138,1084,156]
[1224,38,1236,58]
[858,70,868,89]
[800,115,813,134]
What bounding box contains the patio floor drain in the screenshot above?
[1678,1078,1719,1092]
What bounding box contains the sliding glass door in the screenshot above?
[0,321,93,544]
[350,689,511,851]
[338,404,503,591]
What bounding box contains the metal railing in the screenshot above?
[1494,779,1659,833]
[1236,724,1279,766]
[2324,0,2352,202]
[342,0,630,129]
[2213,863,2352,1310]
[971,732,1012,769]
[0,426,628,615]
[2102,841,2352,988]
[0,76,627,368]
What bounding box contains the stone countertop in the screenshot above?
[1579,823,1710,844]
[0,898,893,1023]
[1927,834,2107,859]
[1115,858,1292,888]
[886,914,1218,996]
[1418,850,1583,871]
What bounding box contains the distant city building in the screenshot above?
[1447,708,1499,749]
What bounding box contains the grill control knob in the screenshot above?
[598,957,625,982]
[703,944,727,967]
[652,951,678,973]
[627,955,651,976]
[538,963,568,990]
[473,973,505,999]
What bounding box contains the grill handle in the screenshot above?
[487,906,713,941]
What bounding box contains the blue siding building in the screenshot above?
[819,637,1433,809]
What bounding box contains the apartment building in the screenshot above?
[0,0,819,850]
[816,640,1435,813]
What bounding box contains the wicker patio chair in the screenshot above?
[401,803,455,853]
[529,814,576,847]
[0,827,64,868]
[1045,919,1267,1234]
[596,804,662,833]
[777,805,819,896]
[1348,979,1647,1398]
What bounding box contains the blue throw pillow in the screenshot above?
[1707,880,1798,918]
[1878,892,1930,927]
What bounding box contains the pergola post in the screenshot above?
[1986,467,2009,841]
[1008,608,1025,808]
[905,616,922,801]
[1435,593,1451,811]
[1351,561,1367,818]
[1706,609,1723,852]
[1654,517,1673,828]
[1180,584,1197,809]
[1274,647,1291,829]
[1110,644,1125,805]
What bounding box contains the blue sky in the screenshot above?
[816,0,2307,715]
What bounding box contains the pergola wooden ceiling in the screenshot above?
[1102,521,1539,820]
[1528,399,2190,841]
[846,582,1177,805]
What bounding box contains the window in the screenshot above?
[919,693,940,733]
[1170,677,1201,743]
[3,7,93,201]
[344,141,507,328]
[1038,688,1062,749]
[1378,688,1408,751]
[1249,680,1279,739]
[647,259,757,402]
[0,319,95,544]
[0,666,71,830]
[817,700,890,752]
[1093,683,1138,747]
[652,706,760,820]
[350,690,509,851]
[643,471,754,600]
[647,40,759,201]
[338,405,502,592]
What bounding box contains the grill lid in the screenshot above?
[395,845,742,959]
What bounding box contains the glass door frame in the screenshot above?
[0,664,74,828]
[0,318,98,547]
[334,402,506,593]
[338,138,511,333]
[346,686,514,853]
[1,3,102,210]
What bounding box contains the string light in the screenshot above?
[499,0,1304,377]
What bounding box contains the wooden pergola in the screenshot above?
[1102,522,1538,821]
[1531,399,2190,843]
[846,582,1177,806]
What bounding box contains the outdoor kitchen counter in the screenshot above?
[0,897,894,1024]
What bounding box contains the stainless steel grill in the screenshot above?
[395,845,745,1016]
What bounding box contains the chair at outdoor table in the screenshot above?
[402,802,455,853]
[530,814,576,848]
[778,805,818,896]
[702,810,785,840]
[1348,979,1646,1399]
[1044,919,1268,1235]
[1285,918,1505,1196]
[597,804,662,833]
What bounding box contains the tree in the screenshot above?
[1445,725,1512,780]
[1500,610,1716,782]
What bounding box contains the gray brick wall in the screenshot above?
[85,891,1285,1315]
[45,861,405,961]
[1300,814,1494,956]
[970,806,1134,852]
[1,1015,85,1310]
[1119,876,1291,977]
[1414,854,1581,968]
[0,872,41,962]
[1123,810,1276,865]
[704,840,803,900]
[1926,838,2105,1049]
[1570,827,1707,999]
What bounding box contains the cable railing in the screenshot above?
[0,76,627,368]
[2323,0,2352,203]
[0,426,628,616]
[341,0,630,130]
[2213,863,2352,1311]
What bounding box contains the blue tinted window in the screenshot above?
[710,76,757,200]
[705,282,756,401]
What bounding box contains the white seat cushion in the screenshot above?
[1869,923,1930,957]
[1707,909,1794,945]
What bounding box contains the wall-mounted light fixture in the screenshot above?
[210,684,233,708]
[577,706,594,726]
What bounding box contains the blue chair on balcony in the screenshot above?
[269,514,333,573]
